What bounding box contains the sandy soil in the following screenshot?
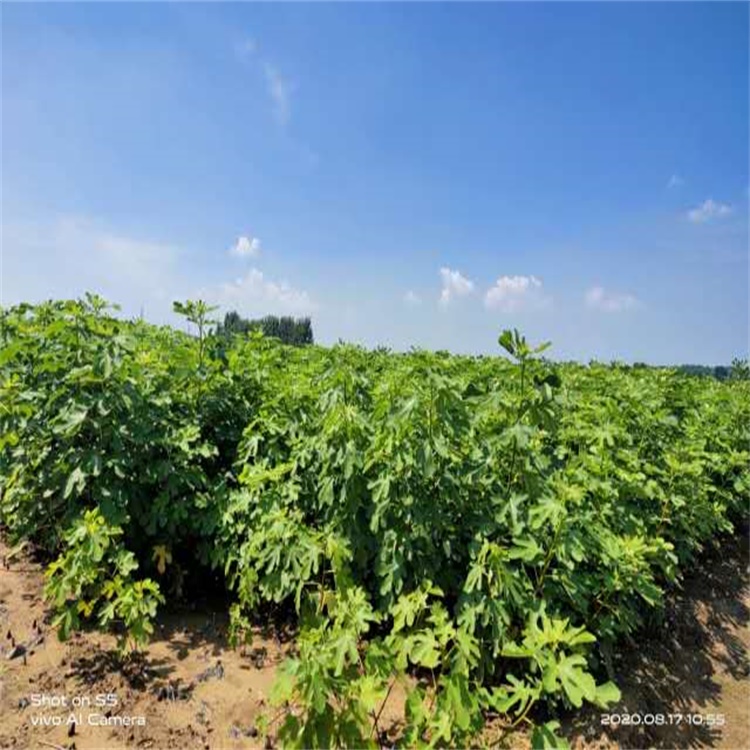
[0,541,283,750]
[560,532,750,750]
[0,532,747,750]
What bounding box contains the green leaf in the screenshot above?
[556,653,597,708]
[270,666,296,706]
[357,675,385,713]
[489,675,538,716]
[498,330,516,357]
[54,406,88,436]
[508,536,543,562]
[443,673,475,731]
[409,631,440,669]
[592,680,621,709]
[64,467,87,499]
[531,720,570,750]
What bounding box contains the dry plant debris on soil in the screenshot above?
[0,533,748,750]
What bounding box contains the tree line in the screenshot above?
[215,310,314,346]
[676,359,749,381]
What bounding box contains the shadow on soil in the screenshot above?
[65,598,292,702]
[9,528,746,750]
[563,531,749,749]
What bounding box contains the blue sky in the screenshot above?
[2,2,747,364]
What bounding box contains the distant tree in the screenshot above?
[677,363,738,381]
[730,358,750,381]
[219,310,249,336]
[678,364,715,378]
[713,366,730,381]
[215,311,313,346]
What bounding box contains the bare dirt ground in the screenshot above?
[559,532,750,750]
[0,532,747,750]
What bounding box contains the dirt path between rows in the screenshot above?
[0,537,282,750]
[1,533,748,750]
[561,532,750,750]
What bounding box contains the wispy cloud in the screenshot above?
[687,198,732,223]
[3,215,315,326]
[263,62,292,126]
[484,274,550,312]
[584,285,640,313]
[207,268,316,317]
[234,37,293,127]
[229,235,261,259]
[2,216,182,314]
[403,290,422,305]
[439,267,474,305]
[667,174,684,189]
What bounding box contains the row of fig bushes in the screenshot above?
[1,295,748,748]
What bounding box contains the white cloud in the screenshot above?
[484,274,550,312]
[207,268,316,317]
[687,198,732,223]
[439,267,474,305]
[403,290,422,305]
[2,216,182,316]
[584,286,640,313]
[667,174,684,189]
[229,235,261,259]
[233,37,293,127]
[263,62,292,126]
